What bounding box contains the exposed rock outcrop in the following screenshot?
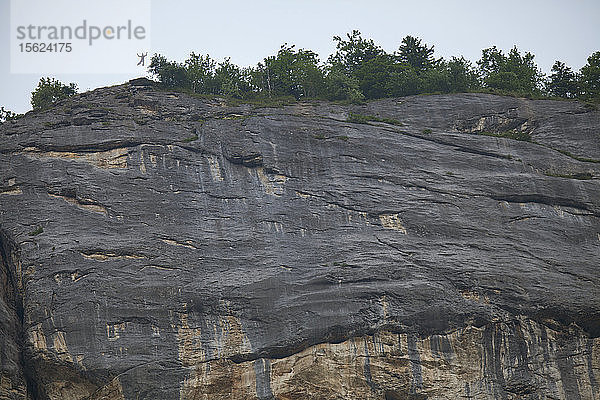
[0,81,599,399]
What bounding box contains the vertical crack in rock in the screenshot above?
[0,228,36,400]
[407,334,423,395]
[362,339,379,393]
[254,358,274,400]
[0,230,123,400]
[556,338,583,400]
[587,339,599,400]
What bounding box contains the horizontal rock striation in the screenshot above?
[0,80,599,399]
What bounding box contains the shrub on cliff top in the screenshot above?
[31,77,78,111]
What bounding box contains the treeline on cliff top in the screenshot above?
[147,31,600,104]
[1,31,599,122]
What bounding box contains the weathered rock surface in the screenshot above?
[0,80,599,399]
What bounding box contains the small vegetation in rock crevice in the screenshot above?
[227,95,297,109]
[332,261,350,267]
[422,128,433,134]
[28,226,44,236]
[556,149,600,163]
[347,113,402,126]
[313,133,349,141]
[545,171,594,180]
[182,133,199,143]
[133,118,149,125]
[477,130,532,142]
[584,102,598,110]
[216,114,249,121]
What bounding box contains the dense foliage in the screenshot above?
[31,77,78,111]
[580,52,600,100]
[0,106,21,122]
[147,32,600,104]
[2,33,598,121]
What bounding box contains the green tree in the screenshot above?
[420,65,451,93]
[323,70,364,102]
[396,35,435,72]
[387,66,421,97]
[354,54,399,99]
[254,44,325,99]
[148,54,189,89]
[416,58,480,94]
[290,47,326,98]
[547,61,579,98]
[580,51,600,101]
[328,31,408,99]
[446,57,480,92]
[31,77,77,111]
[477,46,504,79]
[214,59,252,98]
[328,30,384,77]
[477,46,543,95]
[184,52,219,94]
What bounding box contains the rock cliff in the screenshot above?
[1,79,599,399]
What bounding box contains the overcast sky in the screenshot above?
[1,0,599,113]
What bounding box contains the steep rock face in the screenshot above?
[0,81,599,399]
[0,229,28,399]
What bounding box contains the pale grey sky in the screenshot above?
[1,0,599,113]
